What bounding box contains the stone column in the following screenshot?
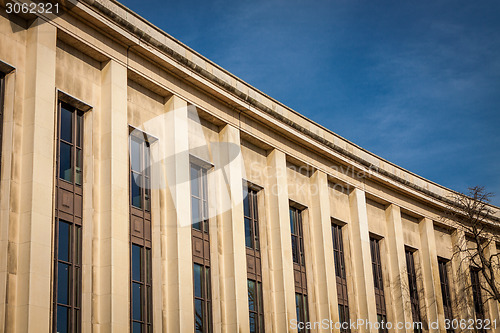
[309,170,337,332]
[418,218,446,332]
[15,18,57,333]
[450,228,474,322]
[96,59,129,332]
[162,95,194,332]
[264,149,296,332]
[484,241,500,333]
[347,188,377,332]
[385,204,413,332]
[214,124,250,332]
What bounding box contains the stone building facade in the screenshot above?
[0,1,499,332]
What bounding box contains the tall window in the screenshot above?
[370,237,387,333]
[405,249,422,333]
[53,103,84,333]
[0,72,5,176]
[438,259,454,333]
[191,163,212,333]
[332,222,350,332]
[244,185,264,333]
[290,206,309,332]
[129,134,153,332]
[470,267,485,333]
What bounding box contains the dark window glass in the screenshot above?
[332,223,350,332]
[295,293,309,332]
[58,221,71,262]
[57,305,69,333]
[406,250,422,333]
[290,207,304,266]
[194,263,212,333]
[243,187,260,250]
[59,142,73,182]
[54,102,84,333]
[131,243,152,331]
[248,279,264,333]
[470,267,485,333]
[60,107,73,143]
[370,238,387,333]
[54,219,82,333]
[438,259,454,333]
[129,135,151,211]
[132,244,142,282]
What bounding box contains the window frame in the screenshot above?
[190,162,212,333]
[470,267,485,332]
[332,222,350,332]
[53,101,85,333]
[405,249,422,333]
[370,237,387,333]
[129,133,153,332]
[0,72,5,177]
[438,258,454,333]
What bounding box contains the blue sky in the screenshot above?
[119,0,500,206]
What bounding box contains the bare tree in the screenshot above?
[445,186,500,305]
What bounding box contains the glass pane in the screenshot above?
[243,187,250,217]
[147,286,152,323]
[131,173,142,208]
[254,220,260,251]
[57,305,69,333]
[76,112,83,147]
[75,226,81,265]
[60,107,72,143]
[144,143,151,177]
[289,209,295,234]
[75,148,82,186]
[245,218,252,248]
[248,279,256,311]
[190,165,199,197]
[75,266,81,307]
[133,322,142,333]
[146,248,151,284]
[58,221,71,262]
[57,263,70,305]
[132,244,142,282]
[260,314,264,333]
[249,313,256,333]
[191,197,200,230]
[130,137,141,172]
[195,299,204,333]
[295,293,302,323]
[291,236,298,264]
[59,142,73,182]
[201,169,207,199]
[132,282,142,321]
[257,282,263,312]
[145,178,151,212]
[205,267,211,299]
[193,264,202,298]
[304,295,309,322]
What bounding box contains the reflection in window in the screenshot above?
[58,104,83,185]
[130,135,151,210]
[131,244,152,332]
[406,249,422,333]
[54,220,81,333]
[194,263,212,333]
[191,164,208,232]
[243,187,260,250]
[295,293,309,333]
[370,237,387,333]
[248,279,264,333]
[438,259,454,333]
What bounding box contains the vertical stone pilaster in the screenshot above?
[15,18,57,333]
[347,188,377,332]
[385,204,413,332]
[484,241,500,333]
[419,218,445,332]
[450,228,474,322]
[96,59,129,332]
[309,170,337,332]
[264,149,296,332]
[215,124,250,332]
[162,95,194,332]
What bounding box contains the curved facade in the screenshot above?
[0,1,499,332]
